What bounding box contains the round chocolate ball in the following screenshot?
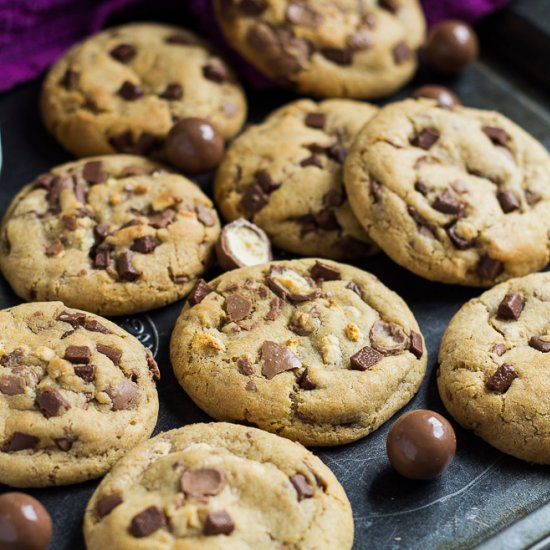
[165,118,224,174]
[0,492,52,550]
[411,85,461,109]
[387,409,456,480]
[425,20,479,74]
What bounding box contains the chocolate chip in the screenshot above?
[379,0,399,12]
[491,342,507,356]
[529,336,550,353]
[0,373,26,395]
[134,133,158,155]
[323,189,344,208]
[130,506,166,538]
[409,331,424,359]
[298,369,316,390]
[446,223,474,250]
[477,255,503,280]
[304,112,326,129]
[414,181,428,195]
[241,184,269,214]
[286,2,322,28]
[131,236,160,254]
[55,438,73,452]
[497,190,520,213]
[261,341,301,379]
[118,81,144,101]
[226,294,252,322]
[109,131,134,153]
[432,188,463,215]
[116,251,141,281]
[36,389,70,418]
[300,155,323,168]
[148,208,176,229]
[93,248,111,269]
[64,345,91,364]
[265,297,283,322]
[497,293,524,321]
[188,279,213,306]
[346,281,362,297]
[47,176,73,212]
[96,494,123,519]
[393,42,411,64]
[310,261,341,281]
[110,44,136,63]
[84,319,110,334]
[203,64,228,83]
[327,145,348,164]
[370,321,408,354]
[60,68,79,90]
[203,511,235,536]
[45,239,64,257]
[290,474,314,500]
[253,170,279,194]
[485,363,518,393]
[347,31,372,50]
[525,191,541,206]
[195,204,216,227]
[321,48,352,65]
[350,346,383,371]
[159,83,183,100]
[411,129,440,150]
[82,161,106,184]
[57,311,85,328]
[33,173,55,189]
[74,364,96,382]
[94,223,110,240]
[2,432,39,452]
[482,126,509,146]
[313,207,339,230]
[237,357,254,375]
[96,345,122,366]
[181,468,226,500]
[62,215,78,231]
[109,380,139,410]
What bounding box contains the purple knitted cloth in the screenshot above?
[0,0,508,92]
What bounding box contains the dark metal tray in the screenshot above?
[0,3,549,548]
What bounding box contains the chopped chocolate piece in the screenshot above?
[148,208,176,229]
[82,161,106,184]
[486,363,518,393]
[74,364,96,382]
[118,81,144,101]
[203,64,228,83]
[110,44,136,63]
[321,48,352,65]
[409,331,424,359]
[446,223,475,250]
[237,357,254,375]
[313,207,339,230]
[414,181,428,196]
[327,144,348,164]
[116,251,141,281]
[267,266,320,302]
[525,191,541,206]
[188,279,213,306]
[0,373,26,395]
[76,207,94,218]
[62,215,78,231]
[96,493,123,519]
[145,348,160,380]
[36,389,70,418]
[93,248,111,269]
[130,506,166,538]
[379,0,399,12]
[64,345,91,364]
[181,468,226,500]
[298,369,316,390]
[393,42,411,64]
[241,184,269,214]
[159,83,183,100]
[109,131,134,152]
[47,175,73,212]
[45,239,64,257]
[419,225,436,239]
[290,474,314,500]
[60,68,79,89]
[2,432,39,452]
[497,293,524,321]
[304,112,326,129]
[350,346,383,371]
[0,349,24,368]
[83,319,110,334]
[477,255,503,280]
[491,343,507,356]
[300,154,323,168]
[347,30,372,50]
[346,281,362,297]
[239,0,267,15]
[323,189,344,207]
[497,190,520,213]
[265,297,283,322]
[411,129,440,150]
[131,236,160,254]
[134,133,158,155]
[261,341,301,379]
[370,179,382,203]
[54,438,73,452]
[226,294,252,322]
[370,321,408,354]
[203,511,235,536]
[245,380,257,392]
[432,188,463,215]
[97,344,122,365]
[310,261,341,281]
[482,126,509,146]
[94,223,110,240]
[109,380,139,410]
[33,173,55,189]
[57,311,85,327]
[195,204,216,227]
[529,336,550,353]
[286,2,322,28]
[255,170,280,193]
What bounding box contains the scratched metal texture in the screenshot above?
[0,2,549,549]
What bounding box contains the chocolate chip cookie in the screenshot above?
[170,259,427,446]
[344,98,550,286]
[0,302,159,487]
[213,0,425,98]
[84,422,354,548]
[0,156,220,315]
[438,272,550,464]
[214,99,378,259]
[41,23,247,159]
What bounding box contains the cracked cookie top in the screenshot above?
[0,302,159,487]
[344,98,550,286]
[0,155,220,315]
[214,99,378,259]
[438,272,550,464]
[170,259,427,446]
[41,23,247,158]
[213,0,425,99]
[84,422,354,549]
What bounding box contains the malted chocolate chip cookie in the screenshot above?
[0,302,159,487]
[438,272,550,464]
[0,156,220,315]
[344,98,550,286]
[84,422,354,549]
[170,259,427,446]
[214,99,378,259]
[213,0,426,99]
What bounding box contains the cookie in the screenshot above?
[0,301,159,487]
[438,272,550,464]
[214,99,378,259]
[344,98,550,286]
[84,422,354,549]
[170,259,427,446]
[0,155,220,315]
[41,23,247,159]
[213,0,425,99]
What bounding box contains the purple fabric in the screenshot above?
[421,0,509,25]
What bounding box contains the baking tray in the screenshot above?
[0,2,549,549]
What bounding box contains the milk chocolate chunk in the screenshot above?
[350,346,383,371]
[117,251,141,281]
[267,266,320,302]
[84,319,111,334]
[2,432,39,452]
[477,255,503,280]
[237,357,254,375]
[497,293,524,321]
[60,68,79,89]
[203,64,228,83]
[328,144,348,163]
[370,321,408,354]
[47,175,73,212]
[432,188,463,215]
[74,364,96,382]
[203,511,235,536]
[110,44,136,63]
[310,261,341,281]
[446,223,475,250]
[497,190,520,213]
[0,373,26,396]
[409,331,424,359]
[57,311,85,327]
[188,279,213,306]
[55,438,73,451]
[261,341,301,379]
[226,293,252,322]
[304,112,326,129]
[299,369,316,390]
[195,204,216,227]
[265,297,283,322]
[145,348,160,381]
[97,344,122,365]
[37,389,70,418]
[181,468,226,500]
[131,236,160,254]
[64,345,91,364]
[286,2,322,28]
[321,48,352,66]
[94,223,110,240]
[347,30,372,51]
[300,154,323,168]
[109,131,134,153]
[525,191,541,206]
[118,81,144,101]
[393,42,411,64]
[159,83,183,100]
[290,474,314,500]
[255,170,280,193]
[130,506,166,538]
[482,126,509,146]
[529,336,550,353]
[45,239,64,257]
[96,493,123,518]
[241,184,268,214]
[411,85,460,109]
[411,129,440,150]
[109,380,139,410]
[486,363,518,393]
[491,342,507,356]
[148,208,176,229]
[346,281,362,297]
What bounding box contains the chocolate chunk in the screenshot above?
[304,112,326,129]
[195,204,216,227]
[267,266,320,302]
[165,33,196,45]
[131,236,160,254]
[64,345,91,364]
[118,81,144,101]
[497,293,524,321]
[130,506,166,538]
[84,318,111,334]
[486,363,518,393]
[134,133,158,155]
[96,493,123,519]
[432,188,463,215]
[181,468,226,500]
[60,68,79,89]
[323,189,344,208]
[62,215,78,231]
[286,2,322,28]
[82,161,106,184]
[482,126,509,146]
[290,474,314,500]
[2,432,39,452]
[226,294,252,322]
[411,129,440,150]
[525,191,541,206]
[411,85,460,109]
[159,83,183,100]
[299,369,316,390]
[45,239,64,257]
[36,389,70,418]
[93,248,111,269]
[300,155,323,168]
[529,336,550,353]
[188,279,213,306]
[379,0,399,12]
[148,208,176,229]
[110,44,136,63]
[327,145,348,164]
[109,131,134,153]
[265,297,283,322]
[347,31,372,50]
[241,184,269,214]
[393,42,411,64]
[446,223,475,250]
[47,175,73,213]
[409,331,424,359]
[57,311,85,327]
[33,173,55,189]
[255,170,280,193]
[321,48,352,66]
[0,373,26,395]
[350,346,383,371]
[237,357,254,375]
[261,341,301,379]
[0,349,24,368]
[116,251,141,281]
[55,438,73,452]
[94,223,110,240]
[203,511,235,536]
[414,181,428,195]
[109,380,139,410]
[97,344,122,365]
[370,179,382,203]
[313,208,339,230]
[497,190,520,213]
[491,342,507,356]
[370,321,408,354]
[346,281,362,297]
[203,64,228,83]
[477,255,503,280]
[74,364,96,382]
[310,261,341,281]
